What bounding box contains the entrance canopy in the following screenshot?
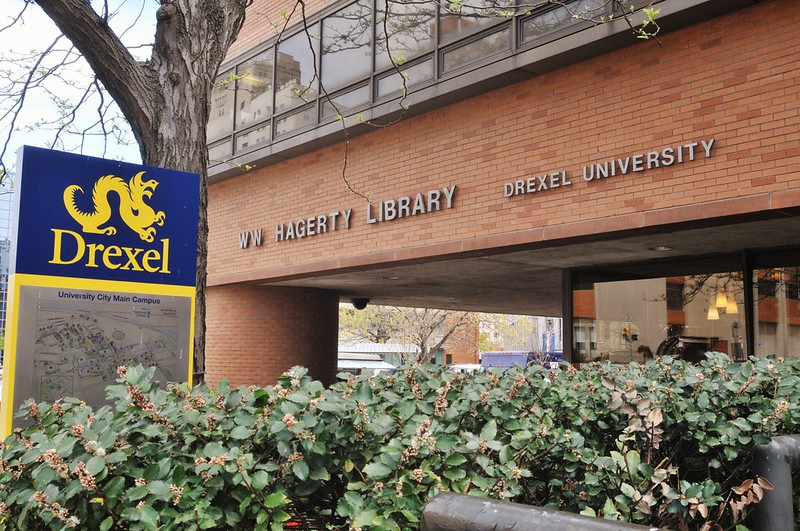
[267,214,800,317]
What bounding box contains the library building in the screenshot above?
[202,0,800,386]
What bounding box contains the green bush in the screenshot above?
[1,353,799,530]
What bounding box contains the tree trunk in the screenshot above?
[35,0,251,377]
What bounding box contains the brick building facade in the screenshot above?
[204,0,800,385]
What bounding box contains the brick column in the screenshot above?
[204,284,339,388]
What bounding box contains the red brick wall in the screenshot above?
[208,0,800,290]
[205,285,339,386]
[443,322,480,364]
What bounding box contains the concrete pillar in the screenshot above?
[204,284,339,388]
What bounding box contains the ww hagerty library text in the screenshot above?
[198,0,799,386]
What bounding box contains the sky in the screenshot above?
[0,0,158,173]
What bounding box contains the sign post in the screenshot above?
[0,146,199,436]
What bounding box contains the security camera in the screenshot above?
[351,297,370,310]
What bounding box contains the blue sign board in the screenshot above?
[2,146,199,436]
[13,146,199,286]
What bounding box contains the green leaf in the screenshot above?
[230,425,252,439]
[147,480,172,498]
[139,505,160,529]
[263,492,288,508]
[352,509,379,527]
[127,485,149,501]
[292,460,309,481]
[445,453,468,466]
[100,516,114,531]
[252,470,270,490]
[86,455,106,476]
[363,462,393,478]
[480,420,498,441]
[104,476,126,500]
[310,467,330,481]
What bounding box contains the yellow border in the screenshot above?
[1,274,196,438]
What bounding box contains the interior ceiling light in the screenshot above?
[707,305,720,320]
[715,288,728,309]
[648,245,673,251]
[726,294,739,314]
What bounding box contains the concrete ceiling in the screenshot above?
[268,214,800,316]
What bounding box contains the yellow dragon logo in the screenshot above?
[63,172,166,243]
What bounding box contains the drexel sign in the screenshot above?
[1,147,199,435]
[15,146,198,286]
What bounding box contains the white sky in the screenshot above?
[0,0,158,172]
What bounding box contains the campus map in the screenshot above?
[23,287,191,408]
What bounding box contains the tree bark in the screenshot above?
[35,0,252,377]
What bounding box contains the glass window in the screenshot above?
[208,70,235,141]
[322,0,372,92]
[321,84,370,119]
[754,265,800,358]
[275,25,320,114]
[275,105,317,137]
[520,0,605,45]
[376,58,434,99]
[235,123,271,152]
[236,50,274,128]
[573,267,747,363]
[440,0,514,44]
[375,0,436,72]
[441,27,511,73]
[208,140,232,165]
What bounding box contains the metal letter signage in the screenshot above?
[0,146,200,436]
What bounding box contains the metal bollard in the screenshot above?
[752,434,800,531]
[421,493,658,531]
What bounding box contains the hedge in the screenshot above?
[1,353,799,530]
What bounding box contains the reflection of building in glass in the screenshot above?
[0,177,13,338]
[236,54,274,127]
[274,51,307,112]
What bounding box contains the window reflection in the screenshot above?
[376,59,434,98]
[235,124,271,152]
[208,140,232,164]
[275,105,317,136]
[236,51,274,128]
[321,85,370,119]
[322,0,372,92]
[375,0,436,71]
[441,27,511,73]
[573,272,747,363]
[520,0,605,44]
[440,0,513,44]
[275,25,320,114]
[208,71,235,141]
[755,267,800,358]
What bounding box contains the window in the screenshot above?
[666,281,684,311]
[572,262,747,363]
[441,27,511,73]
[208,140,232,164]
[236,50,274,128]
[376,58,434,98]
[275,25,320,114]
[322,0,372,92]
[375,0,436,71]
[520,0,605,45]
[321,84,370,119]
[440,0,513,44]
[208,71,235,141]
[275,105,317,136]
[208,0,622,152]
[235,124,271,152]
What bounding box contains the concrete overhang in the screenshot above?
[257,210,800,316]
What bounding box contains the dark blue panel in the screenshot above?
[15,146,199,286]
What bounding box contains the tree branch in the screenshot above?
[35,0,158,154]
